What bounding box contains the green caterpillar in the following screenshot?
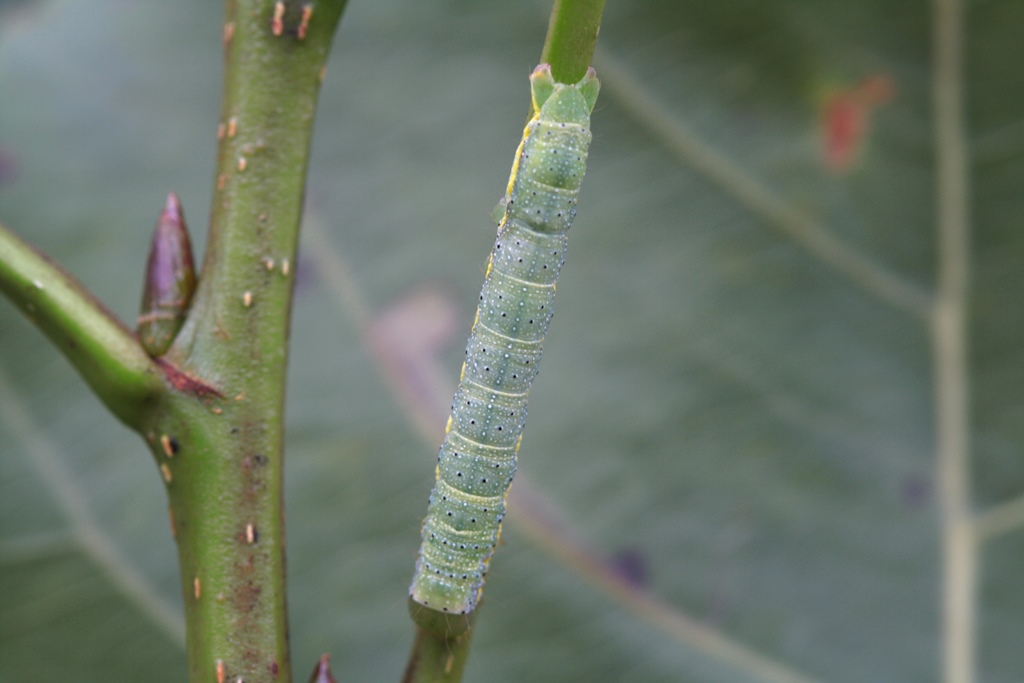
[409,64,600,616]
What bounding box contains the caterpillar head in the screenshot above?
[529,64,600,122]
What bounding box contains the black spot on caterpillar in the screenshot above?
[409,64,599,616]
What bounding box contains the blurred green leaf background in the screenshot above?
[2,1,1022,681]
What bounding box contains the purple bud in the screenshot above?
[137,193,196,356]
[308,654,337,683]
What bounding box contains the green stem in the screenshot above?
[0,221,163,427]
[402,603,477,683]
[540,0,606,83]
[155,2,347,682]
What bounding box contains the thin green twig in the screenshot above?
[0,222,163,428]
[401,605,477,683]
[540,0,606,83]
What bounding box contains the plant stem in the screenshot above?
[0,1,347,680]
[0,221,163,427]
[540,0,606,83]
[150,2,347,682]
[401,604,477,683]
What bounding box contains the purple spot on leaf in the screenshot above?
[608,547,649,589]
[900,474,931,508]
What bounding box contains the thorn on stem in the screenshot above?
[308,654,337,683]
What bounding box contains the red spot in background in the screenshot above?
[821,74,895,173]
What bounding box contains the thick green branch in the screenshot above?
[2,2,348,682]
[150,2,347,683]
[0,221,163,427]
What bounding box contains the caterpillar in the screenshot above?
[409,64,600,616]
